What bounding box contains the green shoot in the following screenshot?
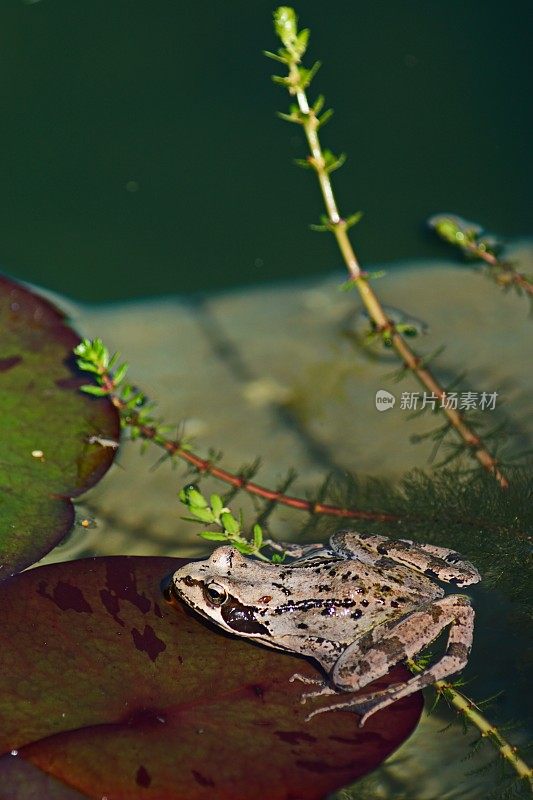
[178,484,283,563]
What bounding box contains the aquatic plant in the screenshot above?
[429,213,533,300]
[266,6,531,491]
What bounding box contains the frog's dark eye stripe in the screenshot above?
[204,582,228,607]
[221,599,270,635]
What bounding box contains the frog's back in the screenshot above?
[277,555,444,649]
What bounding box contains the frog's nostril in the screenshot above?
[183,576,195,587]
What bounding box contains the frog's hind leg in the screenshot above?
[331,530,480,587]
[391,540,481,587]
[306,594,474,726]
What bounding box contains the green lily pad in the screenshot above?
[0,556,423,799]
[0,275,119,579]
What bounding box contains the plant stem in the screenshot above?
[468,244,533,297]
[92,371,529,539]
[407,659,533,784]
[282,61,509,490]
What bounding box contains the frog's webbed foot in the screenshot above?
[290,677,405,725]
[303,688,401,726]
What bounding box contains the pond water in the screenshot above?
[0,1,531,301]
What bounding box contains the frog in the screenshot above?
[170,529,480,725]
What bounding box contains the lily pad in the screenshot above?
[0,276,119,579]
[0,556,423,799]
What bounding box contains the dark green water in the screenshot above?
[0,1,531,302]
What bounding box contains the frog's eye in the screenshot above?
[204,582,228,607]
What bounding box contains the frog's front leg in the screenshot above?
[306,594,474,726]
[331,530,480,587]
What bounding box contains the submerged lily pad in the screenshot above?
[0,276,119,579]
[0,556,423,799]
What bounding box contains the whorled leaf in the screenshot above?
[0,276,119,580]
[0,556,423,799]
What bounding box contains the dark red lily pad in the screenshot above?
[0,556,423,799]
[0,275,119,579]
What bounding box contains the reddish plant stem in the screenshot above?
[104,382,397,523]
[167,440,395,521]
[389,330,508,486]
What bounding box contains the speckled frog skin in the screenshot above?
[172,530,480,725]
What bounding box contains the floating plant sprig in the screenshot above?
[267,6,510,489]
[73,338,395,523]
[429,214,533,299]
[73,338,533,540]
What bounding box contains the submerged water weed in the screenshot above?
[429,214,533,302]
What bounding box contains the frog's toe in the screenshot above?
[302,691,388,725]
[289,673,326,687]
[348,687,408,726]
[305,704,335,721]
[300,686,338,705]
[350,695,385,727]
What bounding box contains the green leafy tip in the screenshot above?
[345,211,363,229]
[178,485,277,562]
[428,213,500,261]
[80,384,110,397]
[178,485,208,509]
[274,7,298,42]
[74,340,156,438]
[74,338,129,391]
[74,338,109,372]
[273,7,309,61]
[323,149,346,173]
